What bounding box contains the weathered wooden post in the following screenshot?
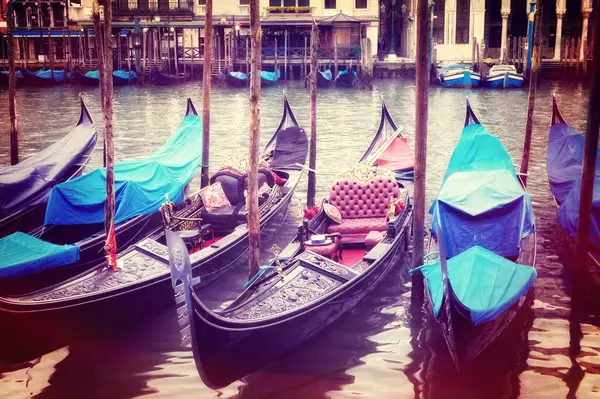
[7,0,18,165]
[174,28,179,76]
[248,0,262,278]
[302,35,307,79]
[48,32,54,80]
[127,35,133,82]
[472,37,477,67]
[307,20,318,209]
[274,37,278,79]
[201,0,213,188]
[574,1,600,302]
[412,0,430,270]
[284,29,288,80]
[334,33,338,85]
[245,35,249,73]
[117,32,122,70]
[520,0,542,188]
[142,28,147,82]
[93,4,105,118]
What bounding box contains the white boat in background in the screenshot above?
[484,65,524,88]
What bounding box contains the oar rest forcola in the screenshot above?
[160,165,288,253]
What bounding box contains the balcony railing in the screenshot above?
[236,46,360,61]
[264,6,313,16]
[113,0,194,15]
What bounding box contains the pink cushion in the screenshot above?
[305,242,337,258]
[200,181,231,212]
[365,231,386,249]
[329,178,399,219]
[326,217,387,235]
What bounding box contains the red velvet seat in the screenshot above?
[325,177,399,244]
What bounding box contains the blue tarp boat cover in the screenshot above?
[320,70,333,81]
[0,108,97,218]
[413,246,537,325]
[113,70,136,79]
[229,71,248,80]
[548,121,600,246]
[84,70,136,79]
[35,69,70,81]
[0,70,24,78]
[430,123,535,258]
[0,232,80,279]
[45,113,203,225]
[336,69,357,79]
[260,70,280,82]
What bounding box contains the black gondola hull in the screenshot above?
[151,68,189,85]
[189,215,411,388]
[21,68,68,86]
[335,72,358,88]
[317,72,332,88]
[225,74,248,87]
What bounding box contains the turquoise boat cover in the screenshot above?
[430,123,535,258]
[113,70,136,79]
[413,245,537,325]
[547,121,600,247]
[336,69,358,79]
[229,71,248,80]
[85,70,99,78]
[320,69,333,81]
[0,232,80,279]
[45,113,203,225]
[260,70,280,82]
[36,69,69,81]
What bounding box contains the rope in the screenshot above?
[244,266,275,288]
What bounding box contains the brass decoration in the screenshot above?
[271,244,283,277]
[336,164,396,185]
[220,154,269,173]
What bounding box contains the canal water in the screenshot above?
[0,79,599,398]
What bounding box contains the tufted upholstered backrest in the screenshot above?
[329,178,399,219]
[211,167,275,206]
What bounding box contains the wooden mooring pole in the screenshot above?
[412,0,430,269]
[248,0,262,279]
[274,37,278,79]
[574,1,600,299]
[307,20,318,209]
[520,0,542,188]
[7,0,18,165]
[201,0,213,188]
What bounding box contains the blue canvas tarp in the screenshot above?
[113,70,136,79]
[412,246,537,325]
[45,113,203,226]
[320,70,333,81]
[0,232,80,279]
[35,69,70,82]
[260,70,280,82]
[430,122,535,258]
[0,105,97,218]
[229,71,248,80]
[547,121,600,247]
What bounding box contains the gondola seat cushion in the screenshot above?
[200,181,231,212]
[201,205,248,227]
[326,178,399,244]
[365,230,386,249]
[305,242,338,259]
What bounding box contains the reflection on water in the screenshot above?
[1,80,600,398]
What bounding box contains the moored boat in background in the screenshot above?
[74,69,137,86]
[0,70,24,87]
[317,69,333,87]
[0,98,98,238]
[0,99,203,297]
[484,65,524,88]
[412,101,537,371]
[21,68,71,86]
[151,67,189,85]
[436,63,481,88]
[0,97,306,339]
[224,71,249,87]
[335,67,358,88]
[260,70,280,87]
[547,96,600,295]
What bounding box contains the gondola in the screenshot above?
[74,69,137,86]
[359,100,414,192]
[21,68,71,86]
[0,70,24,87]
[260,70,280,87]
[151,67,189,85]
[0,97,306,333]
[224,71,249,87]
[436,62,482,88]
[167,111,413,387]
[547,96,600,294]
[0,98,98,238]
[484,64,524,88]
[317,69,333,87]
[411,101,537,371]
[335,68,358,88]
[0,99,203,297]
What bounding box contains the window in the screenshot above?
[455,0,470,44]
[283,0,295,6]
[325,0,336,9]
[70,0,82,7]
[298,0,309,5]
[198,0,205,5]
[433,0,445,44]
[269,0,281,5]
[239,0,250,5]
[355,0,367,8]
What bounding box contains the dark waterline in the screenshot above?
[1,80,599,398]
